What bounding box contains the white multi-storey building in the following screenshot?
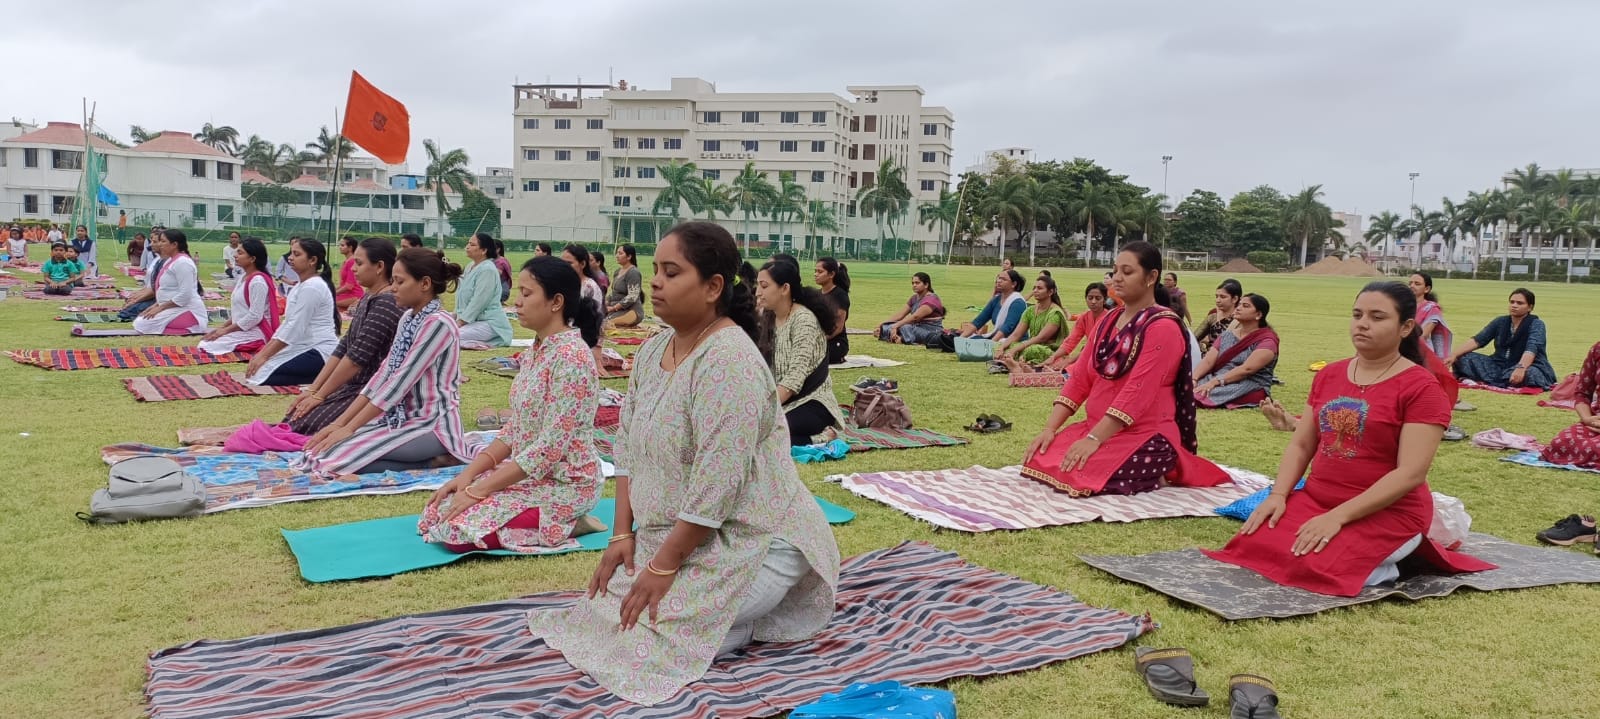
[0,123,242,229]
[502,77,955,256]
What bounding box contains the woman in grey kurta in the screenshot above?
[1192,292,1279,408]
[528,221,840,707]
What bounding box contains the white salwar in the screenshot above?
[132,254,208,335]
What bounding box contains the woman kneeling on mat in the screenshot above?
[1021,242,1229,497]
[754,258,844,445]
[420,256,605,552]
[1191,292,1279,408]
[283,238,405,435]
[199,237,280,356]
[132,229,209,336]
[1206,282,1495,596]
[243,238,340,386]
[530,222,840,707]
[297,249,472,477]
[1446,288,1556,390]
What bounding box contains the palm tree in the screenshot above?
[129,125,156,144]
[305,125,355,163]
[1548,168,1577,208]
[807,200,841,255]
[422,139,472,248]
[1396,205,1443,268]
[651,160,703,224]
[1282,185,1332,267]
[978,175,1027,263]
[1460,190,1492,278]
[1548,201,1595,282]
[728,162,780,255]
[771,173,809,252]
[918,188,961,260]
[1523,192,1563,277]
[695,178,734,220]
[1479,189,1520,280]
[1364,210,1401,262]
[1122,194,1169,252]
[193,123,240,155]
[855,158,912,259]
[1436,197,1467,275]
[1012,177,1064,265]
[1065,181,1119,267]
[239,135,275,172]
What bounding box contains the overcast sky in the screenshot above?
[11,0,1599,217]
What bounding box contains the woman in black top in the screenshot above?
[813,257,851,364]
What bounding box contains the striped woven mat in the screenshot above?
[6,346,249,370]
[123,371,300,402]
[145,541,1150,719]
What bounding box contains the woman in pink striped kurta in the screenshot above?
[298,249,474,478]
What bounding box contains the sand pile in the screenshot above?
[1296,256,1383,277]
[1217,258,1263,273]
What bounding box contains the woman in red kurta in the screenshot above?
[1022,242,1230,497]
[1540,341,1600,469]
[1206,282,1495,596]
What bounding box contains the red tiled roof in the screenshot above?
[287,174,329,188]
[3,121,119,150]
[131,131,231,158]
[241,169,274,184]
[346,178,387,191]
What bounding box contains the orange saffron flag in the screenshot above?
[341,71,410,164]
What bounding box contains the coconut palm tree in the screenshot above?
[305,125,355,163]
[1460,190,1492,278]
[1396,205,1444,268]
[1523,192,1563,277]
[978,175,1028,263]
[422,139,472,247]
[1436,196,1467,275]
[695,178,734,221]
[1364,210,1401,261]
[650,160,703,224]
[193,123,240,155]
[918,188,961,260]
[1012,177,1064,265]
[129,125,157,144]
[771,173,809,251]
[806,200,841,256]
[728,162,779,254]
[1282,185,1333,267]
[1122,194,1169,252]
[1065,181,1119,267]
[239,135,275,172]
[1548,201,1595,282]
[1548,168,1578,208]
[855,158,912,259]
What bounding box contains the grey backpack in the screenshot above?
[78,456,205,524]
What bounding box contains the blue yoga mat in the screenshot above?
[283,496,856,583]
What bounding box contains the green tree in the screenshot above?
[651,160,703,224]
[918,187,961,260]
[129,125,156,144]
[448,188,500,237]
[728,162,779,254]
[1364,210,1401,259]
[771,172,809,251]
[806,199,841,255]
[855,158,912,258]
[194,123,240,155]
[240,135,276,173]
[422,139,473,247]
[1065,181,1121,266]
[978,174,1028,262]
[305,125,355,163]
[696,178,734,220]
[1168,189,1227,252]
[1547,201,1594,282]
[1121,194,1169,250]
[1224,185,1286,255]
[1281,184,1333,267]
[1395,205,1443,267]
[1523,192,1562,277]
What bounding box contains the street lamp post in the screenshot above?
[1408,172,1420,266]
[1161,155,1173,209]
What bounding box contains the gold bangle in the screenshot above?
[645,560,678,576]
[462,485,489,501]
[608,533,634,544]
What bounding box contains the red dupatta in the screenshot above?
[1212,327,1280,369]
[1091,305,1199,452]
[244,270,282,340]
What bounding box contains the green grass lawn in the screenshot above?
[2,244,1598,718]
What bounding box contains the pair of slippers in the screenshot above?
[967,414,1011,433]
[1136,647,1281,717]
[476,408,514,430]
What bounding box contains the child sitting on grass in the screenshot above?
[5,227,27,266]
[63,246,87,286]
[41,243,83,295]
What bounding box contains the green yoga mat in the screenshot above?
[282,496,857,583]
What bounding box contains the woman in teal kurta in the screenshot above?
[455,232,514,347]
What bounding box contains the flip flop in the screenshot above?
[1307,360,1327,372]
[1228,674,1282,718]
[1135,647,1210,707]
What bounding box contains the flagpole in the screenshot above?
[328,107,344,244]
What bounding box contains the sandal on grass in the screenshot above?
[1228,674,1281,719]
[1135,646,1210,707]
[475,409,501,430]
[967,414,1011,434]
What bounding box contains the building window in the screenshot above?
[191,159,207,178]
[554,118,571,130]
[742,140,759,152]
[848,145,858,160]
[863,116,878,132]
[586,181,600,193]
[921,151,936,163]
[637,138,656,150]
[614,137,630,149]
[614,165,631,178]
[703,169,720,180]
[812,111,827,123]
[587,118,604,130]
[811,140,826,152]
[555,150,572,161]
[522,180,540,192]
[217,162,235,180]
[741,111,760,123]
[847,202,857,217]
[780,111,799,123]
[848,172,857,189]
[863,172,875,188]
[523,149,539,161]
[22,194,38,213]
[702,111,721,123]
[702,140,721,152]
[191,203,208,221]
[613,196,631,207]
[779,140,797,153]
[638,166,657,179]
[23,148,38,167]
[218,204,236,222]
[923,123,938,135]
[863,144,876,161]
[401,195,425,210]
[554,181,571,193]
[811,170,825,183]
[53,195,74,214]
[664,138,682,150]
[522,118,539,129]
[494,187,505,196]
[586,150,601,161]
[920,180,936,192]
[52,150,83,170]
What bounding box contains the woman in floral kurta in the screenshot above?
[1541,341,1600,470]
[419,327,602,550]
[529,222,840,707]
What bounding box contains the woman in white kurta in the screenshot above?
[199,237,280,355]
[245,238,340,386]
[529,222,840,707]
[132,229,209,335]
[454,232,514,346]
